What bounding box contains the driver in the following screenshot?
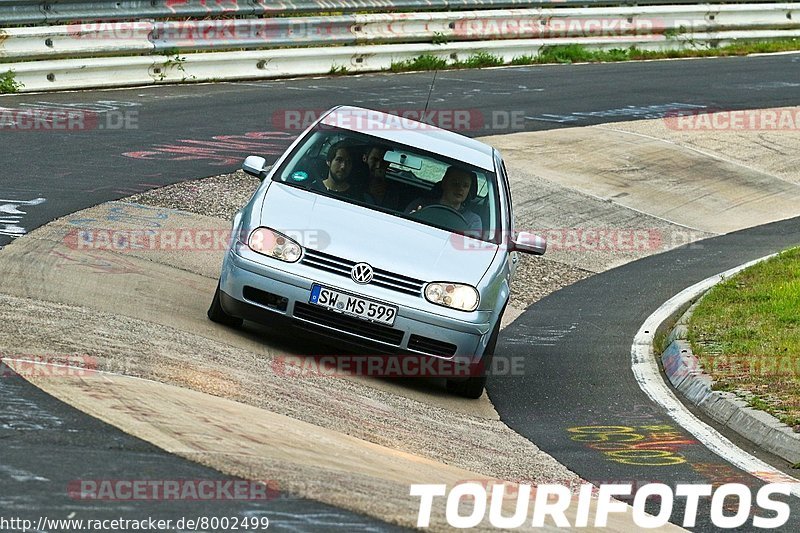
[406,166,482,232]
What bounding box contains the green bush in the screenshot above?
[0,70,23,94]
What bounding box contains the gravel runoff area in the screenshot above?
[0,292,580,505]
[127,171,593,310]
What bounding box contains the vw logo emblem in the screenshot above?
[351,263,374,284]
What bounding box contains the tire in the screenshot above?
[207,282,243,327]
[446,374,488,399]
[446,319,500,399]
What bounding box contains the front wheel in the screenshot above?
[207,282,243,327]
[446,374,488,399]
[446,319,500,399]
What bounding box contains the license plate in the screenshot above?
[309,284,398,326]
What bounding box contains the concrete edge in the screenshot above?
[631,253,800,494]
[660,302,800,466]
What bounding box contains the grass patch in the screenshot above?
[510,55,536,65]
[687,247,800,430]
[535,44,604,64]
[0,70,23,94]
[453,51,504,68]
[389,54,448,72]
[431,32,449,45]
[387,39,800,75]
[653,331,670,355]
[513,38,800,65]
[390,52,504,72]
[328,64,349,75]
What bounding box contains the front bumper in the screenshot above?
[219,249,495,365]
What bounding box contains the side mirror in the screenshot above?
[242,155,268,180]
[511,231,546,255]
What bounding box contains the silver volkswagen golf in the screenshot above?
[208,106,545,398]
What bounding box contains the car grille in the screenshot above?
[407,335,458,357]
[301,249,424,296]
[293,302,405,346]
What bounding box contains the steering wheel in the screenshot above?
[410,204,469,231]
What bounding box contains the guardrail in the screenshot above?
[1,0,794,26]
[1,2,798,92]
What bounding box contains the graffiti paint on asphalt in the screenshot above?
[502,322,578,347]
[567,424,698,466]
[68,204,184,229]
[527,103,708,124]
[0,197,46,239]
[122,131,294,166]
[18,100,141,113]
[49,249,210,292]
[0,377,65,431]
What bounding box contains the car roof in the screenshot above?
[320,106,496,172]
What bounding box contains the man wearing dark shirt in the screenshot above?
[309,141,361,201]
[362,144,400,210]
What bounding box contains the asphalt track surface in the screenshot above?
[1,53,800,530]
[0,364,403,532]
[489,220,800,531]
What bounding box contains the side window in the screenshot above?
[278,132,333,183]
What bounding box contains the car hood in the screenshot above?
[260,183,498,285]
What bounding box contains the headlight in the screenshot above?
[424,282,479,312]
[248,227,302,263]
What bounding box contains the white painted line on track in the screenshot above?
[630,253,800,497]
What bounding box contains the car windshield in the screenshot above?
[272,125,501,243]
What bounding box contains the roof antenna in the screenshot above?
[422,69,438,124]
